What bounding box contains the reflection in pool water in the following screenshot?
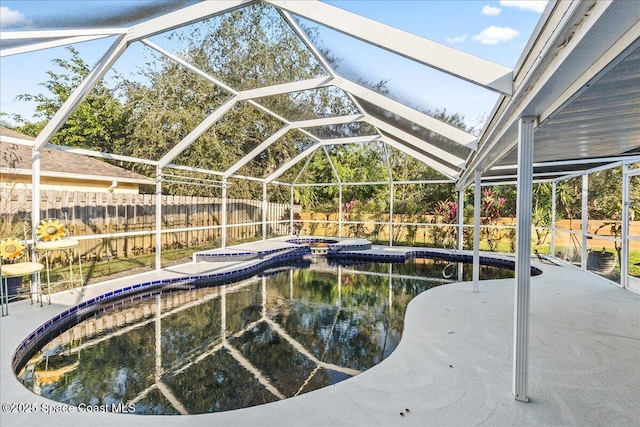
[17,258,513,415]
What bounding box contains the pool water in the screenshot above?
[17,258,513,415]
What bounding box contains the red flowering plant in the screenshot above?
[480,188,508,251]
[431,199,458,248]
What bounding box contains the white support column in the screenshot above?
[389,182,395,247]
[262,182,267,241]
[513,116,536,402]
[621,164,630,289]
[551,181,557,257]
[155,167,162,271]
[221,178,228,248]
[473,170,481,292]
[338,184,343,238]
[289,185,295,236]
[322,146,342,238]
[382,142,394,247]
[31,147,41,297]
[31,148,41,238]
[457,190,465,251]
[581,174,589,270]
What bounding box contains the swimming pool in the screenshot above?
[15,257,516,415]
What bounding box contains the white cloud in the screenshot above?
[446,35,467,44]
[482,5,502,16]
[472,26,519,44]
[499,1,548,13]
[0,6,31,28]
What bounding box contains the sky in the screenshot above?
[0,0,548,130]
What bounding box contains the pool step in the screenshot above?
[193,243,309,263]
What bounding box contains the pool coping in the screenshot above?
[11,239,538,374]
[2,239,637,426]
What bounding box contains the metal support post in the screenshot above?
[513,116,535,402]
[262,182,267,241]
[338,183,343,238]
[155,167,162,270]
[621,164,630,289]
[473,170,481,292]
[550,181,557,257]
[221,178,227,248]
[290,185,295,235]
[389,182,395,247]
[31,148,42,298]
[457,190,464,251]
[581,174,588,270]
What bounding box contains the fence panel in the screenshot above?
[1,188,294,261]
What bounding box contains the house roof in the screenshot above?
[0,127,152,184]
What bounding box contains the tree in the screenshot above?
[12,46,128,154]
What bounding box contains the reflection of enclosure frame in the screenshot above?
[32,269,386,414]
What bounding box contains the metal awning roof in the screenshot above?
[1,0,639,187]
[459,0,640,187]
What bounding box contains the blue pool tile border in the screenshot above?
[11,246,311,374]
[12,244,540,375]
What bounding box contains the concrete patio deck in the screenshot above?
[1,246,638,426]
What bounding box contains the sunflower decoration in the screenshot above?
[37,219,67,242]
[0,238,24,261]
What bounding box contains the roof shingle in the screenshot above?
[0,127,150,183]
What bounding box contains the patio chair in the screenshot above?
[35,217,84,304]
[0,236,44,316]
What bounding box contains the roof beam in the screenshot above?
[335,79,477,148]
[319,136,379,145]
[490,155,640,172]
[1,35,115,57]
[158,96,238,167]
[2,169,152,185]
[0,28,127,40]
[141,39,237,95]
[278,9,337,78]
[292,148,320,185]
[265,144,320,183]
[322,146,342,184]
[164,164,224,177]
[291,114,364,129]
[0,135,33,147]
[264,135,379,183]
[223,115,364,179]
[237,76,333,100]
[224,125,292,178]
[266,0,513,96]
[44,144,159,167]
[33,36,129,151]
[128,0,254,42]
[380,136,458,180]
[365,116,466,168]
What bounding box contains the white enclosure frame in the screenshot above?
[1,0,638,408]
